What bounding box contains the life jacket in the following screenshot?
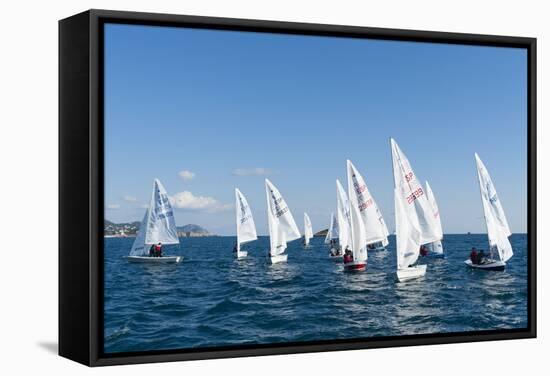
[155,245,161,251]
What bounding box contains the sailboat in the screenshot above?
[325,212,340,256]
[391,139,442,281]
[464,153,513,271]
[334,180,351,259]
[303,213,313,247]
[265,179,301,264]
[347,160,390,251]
[126,179,182,264]
[344,164,369,271]
[235,188,258,259]
[422,181,445,258]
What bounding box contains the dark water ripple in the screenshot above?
[104,234,528,353]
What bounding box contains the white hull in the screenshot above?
[464,259,506,271]
[236,250,248,259]
[125,256,182,264]
[396,264,427,282]
[269,254,288,264]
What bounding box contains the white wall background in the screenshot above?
[0,0,546,374]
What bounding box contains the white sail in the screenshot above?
[391,139,442,245]
[394,188,421,269]
[144,179,180,245]
[475,153,513,262]
[336,180,352,252]
[425,181,444,254]
[235,188,258,251]
[346,160,388,246]
[347,164,368,262]
[129,209,149,256]
[324,212,339,244]
[304,212,313,246]
[265,179,301,257]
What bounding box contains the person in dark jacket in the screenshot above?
[149,244,155,257]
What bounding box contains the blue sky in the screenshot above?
[104,23,527,235]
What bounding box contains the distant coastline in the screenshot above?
[104,220,215,238]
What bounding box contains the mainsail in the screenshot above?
[265,179,301,257]
[425,181,444,254]
[347,163,368,263]
[235,188,258,252]
[304,212,313,246]
[475,153,513,262]
[346,160,389,246]
[336,179,352,252]
[129,179,179,256]
[324,212,339,244]
[391,139,441,269]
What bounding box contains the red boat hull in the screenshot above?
[344,262,366,271]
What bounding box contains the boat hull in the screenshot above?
[269,254,288,264]
[422,252,446,259]
[396,264,427,282]
[464,259,505,271]
[344,261,367,271]
[236,250,248,259]
[125,256,182,264]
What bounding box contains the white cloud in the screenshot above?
[122,195,137,203]
[106,204,120,210]
[232,167,272,176]
[170,191,232,213]
[178,170,196,180]
[139,203,149,209]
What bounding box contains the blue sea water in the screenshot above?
[103,234,528,353]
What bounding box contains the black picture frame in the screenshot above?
[59,9,537,367]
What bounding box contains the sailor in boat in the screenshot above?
[419,245,428,257]
[469,247,478,264]
[343,247,353,264]
[233,242,238,254]
[150,242,163,257]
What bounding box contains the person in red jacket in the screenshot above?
[154,242,162,257]
[470,247,478,264]
[343,247,353,264]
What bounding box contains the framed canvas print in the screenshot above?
[59,9,536,366]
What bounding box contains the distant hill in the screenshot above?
[176,224,213,237]
[104,220,141,236]
[104,220,213,237]
[314,229,328,237]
